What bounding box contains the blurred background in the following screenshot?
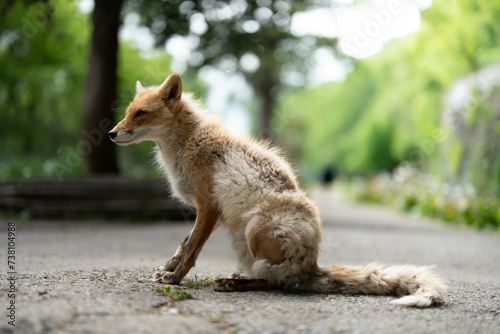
[0,0,499,229]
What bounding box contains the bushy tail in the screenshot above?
[310,262,447,307]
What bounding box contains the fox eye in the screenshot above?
[134,110,147,119]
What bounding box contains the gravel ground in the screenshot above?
[1,196,499,334]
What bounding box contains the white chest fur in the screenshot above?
[154,146,195,206]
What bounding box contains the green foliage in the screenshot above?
[444,87,500,197]
[277,0,500,178]
[0,1,196,180]
[0,0,89,178]
[0,209,31,221]
[341,169,500,231]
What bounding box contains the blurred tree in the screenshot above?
[125,0,339,139]
[278,0,500,182]
[82,0,123,175]
[0,1,89,177]
[0,1,177,179]
[1,0,122,176]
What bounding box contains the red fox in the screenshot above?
[109,74,446,307]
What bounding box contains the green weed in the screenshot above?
[156,284,193,301]
[185,275,221,289]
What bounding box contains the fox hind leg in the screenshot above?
[213,216,285,292]
[213,278,276,292]
[245,216,286,266]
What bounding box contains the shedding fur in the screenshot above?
[109,74,447,307]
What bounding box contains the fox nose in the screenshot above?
[108,131,117,139]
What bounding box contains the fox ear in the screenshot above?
[136,80,149,94]
[159,74,182,103]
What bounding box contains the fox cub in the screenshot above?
[109,74,446,307]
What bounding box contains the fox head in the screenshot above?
[109,74,184,145]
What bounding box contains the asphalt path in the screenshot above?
[1,195,499,333]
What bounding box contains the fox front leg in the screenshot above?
[153,204,220,284]
[152,232,191,282]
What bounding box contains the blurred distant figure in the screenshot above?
[322,165,338,186]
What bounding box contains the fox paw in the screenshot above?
[152,269,180,284]
[213,278,239,292]
[154,265,167,272]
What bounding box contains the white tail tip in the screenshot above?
[391,295,432,307]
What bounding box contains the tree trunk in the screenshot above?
[259,89,274,140]
[82,0,123,175]
[255,79,276,140]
